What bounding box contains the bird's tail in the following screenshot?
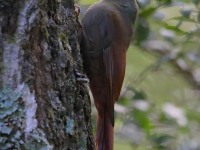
[96,109,114,150]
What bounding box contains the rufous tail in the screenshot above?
[96,110,114,150]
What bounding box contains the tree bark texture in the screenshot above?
[0,0,95,149]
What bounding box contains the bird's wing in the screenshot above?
[82,6,118,126]
[103,47,115,126]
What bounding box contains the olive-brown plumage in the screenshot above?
[80,0,138,149]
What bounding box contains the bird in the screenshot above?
[80,0,138,149]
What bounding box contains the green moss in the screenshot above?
[60,32,68,50]
[44,27,49,41]
[60,32,67,42]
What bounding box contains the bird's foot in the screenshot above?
[75,5,80,17]
[75,71,89,83]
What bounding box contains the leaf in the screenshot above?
[135,18,150,43]
[140,7,157,18]
[118,97,130,106]
[158,21,188,35]
[151,134,174,150]
[192,0,200,5]
[156,0,172,5]
[132,109,152,134]
[169,16,196,23]
[197,11,200,23]
[186,109,200,123]
[132,88,147,100]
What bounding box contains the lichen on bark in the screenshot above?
[0,0,95,149]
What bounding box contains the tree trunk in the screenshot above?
[0,0,95,149]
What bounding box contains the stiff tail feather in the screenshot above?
[96,110,114,150]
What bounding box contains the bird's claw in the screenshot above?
[75,5,80,17]
[75,72,89,83]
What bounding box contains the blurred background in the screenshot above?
[76,0,200,149]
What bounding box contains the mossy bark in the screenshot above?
[0,0,95,149]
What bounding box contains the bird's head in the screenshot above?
[107,0,138,24]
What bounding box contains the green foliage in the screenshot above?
[150,134,174,150]
[118,0,200,149]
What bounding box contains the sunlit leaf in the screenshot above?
[158,21,188,35]
[156,0,172,5]
[186,109,200,123]
[169,16,196,23]
[118,97,130,106]
[132,109,152,134]
[139,7,157,18]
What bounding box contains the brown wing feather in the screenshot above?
[103,47,114,126]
